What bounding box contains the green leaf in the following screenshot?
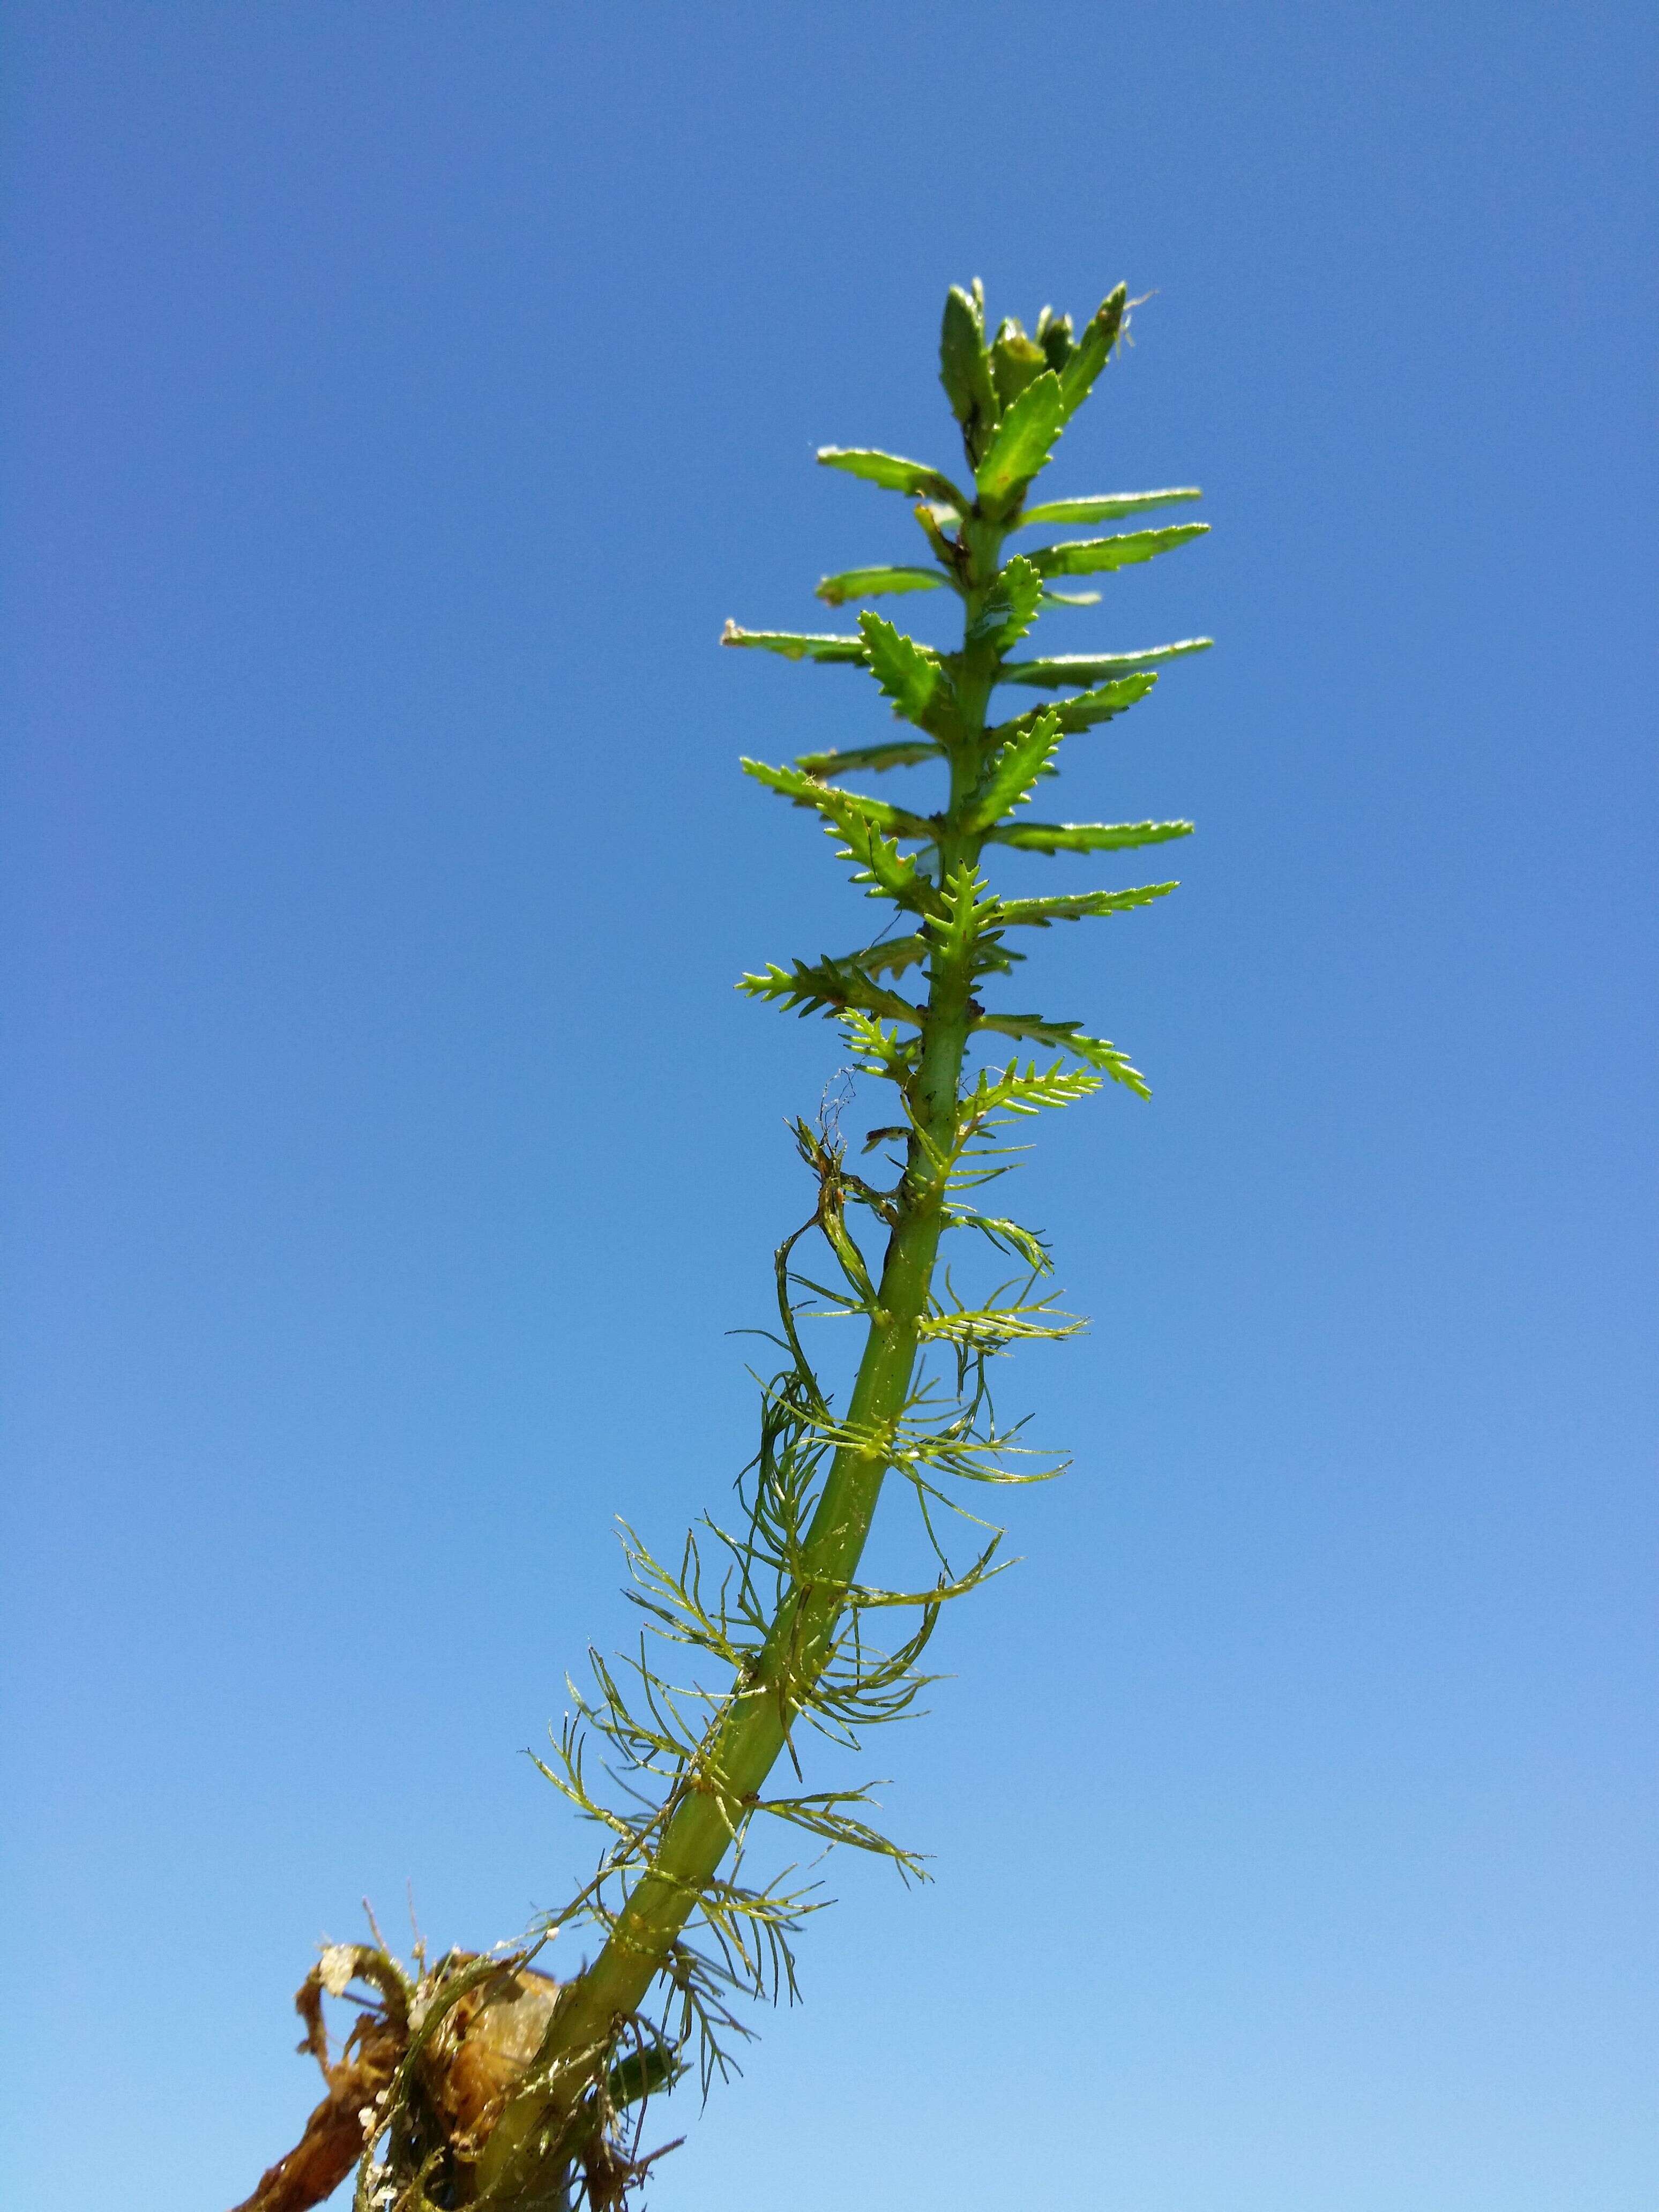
[1020,487,1202,526]
[966,555,1044,653]
[1032,524,1210,578]
[1034,671,1158,732]
[974,370,1066,516]
[1038,586,1101,607]
[836,811,937,910]
[943,1208,1052,1273]
[740,757,932,841]
[992,883,1179,927]
[990,319,1051,410]
[816,446,969,509]
[997,639,1213,689]
[795,739,942,777]
[738,956,923,1029]
[965,1057,1103,1117]
[967,707,1063,831]
[857,611,955,732]
[931,861,999,966]
[1055,284,1128,423]
[844,935,930,978]
[938,282,1000,463]
[722,622,866,663]
[816,565,947,608]
[973,1013,1151,1096]
[1035,305,1075,371]
[985,817,1193,854]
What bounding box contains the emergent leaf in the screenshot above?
[991,884,1179,928]
[974,371,1066,517]
[739,956,923,1029]
[938,283,1001,463]
[997,640,1213,689]
[967,707,1063,831]
[1020,488,1202,526]
[857,611,955,732]
[1055,285,1128,423]
[722,622,866,663]
[796,739,942,777]
[984,818,1193,854]
[1032,524,1210,578]
[816,566,947,608]
[966,555,1044,653]
[740,758,933,841]
[972,1013,1151,1096]
[816,447,969,509]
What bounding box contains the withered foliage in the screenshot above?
[229,1940,674,2212]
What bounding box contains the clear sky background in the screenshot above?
[3,6,1654,2209]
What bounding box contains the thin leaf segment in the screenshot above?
[472,281,1208,2208]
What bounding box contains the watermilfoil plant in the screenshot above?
[231,276,1208,2212]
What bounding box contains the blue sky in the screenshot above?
[2,5,1653,2208]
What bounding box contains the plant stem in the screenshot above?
[474,520,1008,2203]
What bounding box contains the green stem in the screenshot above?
[475,519,1008,2205]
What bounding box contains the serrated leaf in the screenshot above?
[1020,488,1202,526]
[939,285,1000,462]
[857,611,955,732]
[796,739,942,777]
[985,818,1193,854]
[931,860,998,965]
[845,935,930,978]
[1055,285,1127,423]
[833,811,936,910]
[816,447,968,508]
[967,707,1063,831]
[967,1057,1103,1117]
[997,639,1213,689]
[990,320,1050,410]
[740,757,931,838]
[974,370,1066,516]
[816,565,947,608]
[973,1013,1150,1096]
[1035,307,1075,371]
[1032,524,1210,578]
[991,883,1179,928]
[722,622,866,663]
[1050,671,1159,730]
[966,555,1044,652]
[739,956,923,1028]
